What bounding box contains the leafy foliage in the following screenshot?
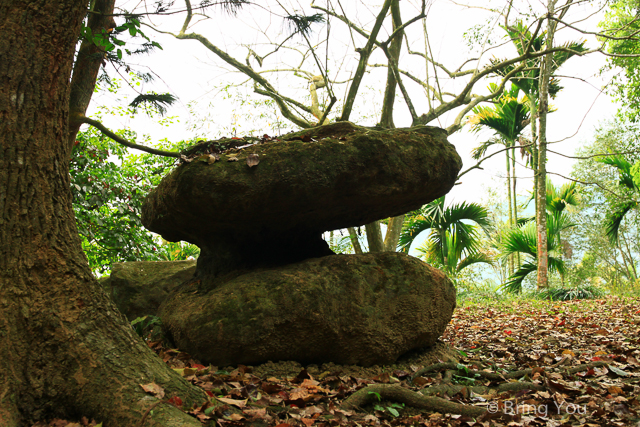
[534,285,605,301]
[399,197,493,277]
[70,124,197,275]
[499,213,575,293]
[599,0,640,121]
[569,120,640,288]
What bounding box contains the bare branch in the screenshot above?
[457,143,533,180]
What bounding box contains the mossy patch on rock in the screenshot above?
[101,260,196,320]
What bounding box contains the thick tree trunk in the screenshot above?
[0,1,205,425]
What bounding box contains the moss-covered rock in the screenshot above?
[101,260,196,320]
[142,122,462,276]
[159,252,456,367]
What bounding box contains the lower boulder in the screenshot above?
[159,252,456,367]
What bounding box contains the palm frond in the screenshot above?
[500,261,537,293]
[604,201,638,243]
[457,251,495,272]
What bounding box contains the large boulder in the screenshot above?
[101,260,196,320]
[159,252,456,367]
[142,122,462,276]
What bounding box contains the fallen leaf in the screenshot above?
[247,153,260,167]
[216,397,247,408]
[140,382,165,398]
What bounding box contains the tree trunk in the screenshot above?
[0,1,205,425]
[506,149,514,275]
[379,0,402,128]
[536,0,558,290]
[384,215,405,252]
[68,0,116,149]
[512,149,520,267]
[365,221,385,253]
[348,227,364,254]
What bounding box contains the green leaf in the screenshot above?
[368,391,381,401]
[117,49,122,60]
[387,407,400,417]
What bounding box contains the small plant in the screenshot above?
[131,315,163,339]
[368,392,404,417]
[535,285,605,301]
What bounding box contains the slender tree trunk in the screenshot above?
[68,0,116,149]
[365,221,385,253]
[348,227,364,254]
[511,147,520,267]
[0,1,205,424]
[369,0,405,253]
[506,149,514,275]
[384,215,405,251]
[536,0,558,290]
[379,0,402,128]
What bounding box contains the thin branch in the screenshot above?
[445,64,526,134]
[547,148,640,160]
[546,171,625,198]
[457,143,533,180]
[81,117,181,158]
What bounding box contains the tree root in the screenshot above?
[341,384,486,417]
[347,361,611,419]
[420,381,544,397]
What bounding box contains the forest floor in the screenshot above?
[35,296,640,427]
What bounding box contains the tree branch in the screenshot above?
[81,117,181,158]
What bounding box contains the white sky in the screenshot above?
[89,0,620,209]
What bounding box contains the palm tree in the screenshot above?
[500,212,575,293]
[468,82,530,274]
[596,154,639,242]
[494,20,586,288]
[502,179,579,292]
[398,196,493,278]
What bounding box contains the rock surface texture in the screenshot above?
[159,253,456,367]
[101,260,196,320]
[141,122,462,366]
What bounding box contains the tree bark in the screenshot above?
[0,1,206,424]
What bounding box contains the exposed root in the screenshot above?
[346,361,611,419]
[341,384,486,417]
[420,381,544,397]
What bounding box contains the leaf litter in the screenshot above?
[32,296,640,426]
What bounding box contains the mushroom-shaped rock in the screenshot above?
[142,122,462,276]
[159,252,456,367]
